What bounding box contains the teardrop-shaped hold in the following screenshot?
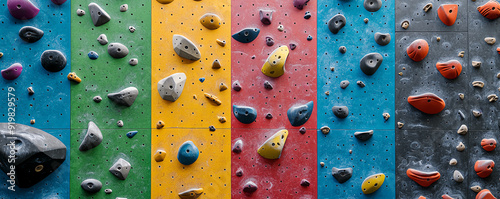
[232,80,242,91]
[19,26,43,43]
[477,1,500,20]
[406,168,441,187]
[156,0,174,4]
[481,138,497,152]
[107,43,129,59]
[173,34,201,61]
[179,188,204,199]
[108,87,139,107]
[364,0,382,12]
[157,73,186,102]
[476,189,496,199]
[407,39,429,62]
[7,0,40,20]
[436,60,462,79]
[328,14,346,34]
[360,53,383,75]
[408,93,446,114]
[232,28,260,43]
[475,160,495,178]
[67,72,81,83]
[109,158,131,180]
[200,13,221,30]
[259,10,273,25]
[126,131,138,138]
[332,106,349,118]
[243,181,258,193]
[81,179,102,193]
[88,3,111,27]
[287,101,314,126]
[79,121,103,151]
[233,105,257,124]
[437,4,458,26]
[374,32,391,46]
[154,150,166,162]
[177,141,199,165]
[2,63,23,80]
[293,0,309,10]
[88,51,99,60]
[442,195,455,199]
[257,130,288,159]
[261,45,289,78]
[354,130,374,141]
[331,167,353,183]
[41,50,67,72]
[361,173,385,194]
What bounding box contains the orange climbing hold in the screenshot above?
[407,93,446,114]
[475,160,495,178]
[442,194,456,199]
[497,47,500,54]
[419,196,427,199]
[477,0,500,20]
[438,4,458,26]
[406,168,441,187]
[476,189,497,199]
[481,138,497,152]
[407,39,429,62]
[436,60,462,79]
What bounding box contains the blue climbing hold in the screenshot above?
[287,101,314,126]
[233,105,257,124]
[126,131,138,138]
[232,28,260,43]
[88,51,98,60]
[177,141,199,165]
[199,77,205,83]
[307,35,313,41]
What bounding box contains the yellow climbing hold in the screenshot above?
[204,93,221,105]
[153,150,166,162]
[179,188,204,199]
[218,116,227,123]
[216,39,226,47]
[361,173,386,194]
[156,120,165,129]
[261,45,289,78]
[219,82,228,91]
[200,13,222,30]
[67,72,81,83]
[257,129,288,159]
[156,0,174,4]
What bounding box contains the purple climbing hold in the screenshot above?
[51,0,67,5]
[265,113,273,119]
[300,179,310,187]
[1,63,23,80]
[293,0,310,10]
[232,80,242,91]
[236,168,244,177]
[7,0,40,20]
[232,140,243,153]
[259,10,273,25]
[289,43,297,50]
[264,81,273,90]
[266,37,274,46]
[299,127,306,134]
[243,181,258,194]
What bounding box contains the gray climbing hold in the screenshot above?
[97,34,108,45]
[88,3,111,27]
[327,14,346,34]
[41,50,67,72]
[107,43,129,59]
[332,106,349,118]
[120,4,128,12]
[77,8,85,16]
[360,53,383,75]
[340,80,349,89]
[128,26,136,33]
[157,73,186,102]
[354,130,373,141]
[287,101,314,126]
[108,87,138,107]
[109,158,131,180]
[79,121,103,151]
[364,0,382,12]
[332,167,353,183]
[232,140,243,153]
[81,179,102,193]
[374,32,391,46]
[357,80,366,87]
[93,96,102,103]
[339,46,346,54]
[264,81,273,90]
[19,26,44,43]
[129,58,138,66]
[453,170,464,182]
[105,189,112,194]
[173,34,201,61]
[259,10,273,25]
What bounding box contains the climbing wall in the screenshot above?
[0,0,71,198]
[231,0,318,197]
[70,1,151,198]
[150,0,232,198]
[317,0,396,198]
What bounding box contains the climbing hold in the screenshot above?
[476,189,496,199]
[361,173,385,194]
[475,160,495,178]
[257,130,288,159]
[442,195,455,199]
[436,37,441,42]
[320,162,325,167]
[154,150,166,162]
[300,179,310,187]
[208,125,216,131]
[458,51,465,57]
[109,158,131,180]
[128,26,136,33]
[364,18,369,23]
[304,11,312,19]
[339,46,347,54]
[120,4,128,12]
[423,3,433,12]
[259,10,273,25]
[485,37,496,45]
[320,126,330,134]
[407,39,429,62]
[41,50,67,72]
[232,81,241,91]
[156,0,174,4]
[88,3,110,27]
[437,4,458,26]
[354,130,374,141]
[0,52,3,58]
[67,72,81,83]
[232,28,260,43]
[277,25,284,32]
[173,35,200,61]
[449,158,458,165]
[265,36,274,46]
[360,53,383,75]
[199,78,205,83]
[481,138,497,151]
[211,60,222,70]
[497,47,500,54]
[398,122,404,129]
[406,168,440,187]
[200,13,222,30]
[93,96,102,103]
[289,43,297,50]
[204,93,221,106]
[457,124,468,135]
[327,14,346,34]
[473,109,483,118]
[97,34,108,45]
[81,179,102,193]
[243,181,258,194]
[232,140,243,153]
[218,116,227,123]
[216,39,226,47]
[157,73,186,102]
[307,35,313,41]
[179,188,203,199]
[77,9,85,16]
[472,81,485,88]
[233,105,257,124]
[374,32,391,46]
[27,87,34,95]
[264,81,273,90]
[129,58,138,66]
[357,80,366,88]
[104,189,112,194]
[332,167,353,183]
[487,94,498,102]
[126,131,138,138]
[7,0,40,20]
[456,142,465,151]
[293,0,309,10]
[364,0,382,12]
[261,45,289,78]
[1,63,22,80]
[340,80,350,89]
[459,93,465,100]
[88,51,99,60]
[177,141,199,165]
[436,60,462,79]
[117,120,124,127]
[299,127,306,134]
[472,61,481,68]
[108,87,138,107]
[333,106,349,118]
[287,101,314,126]
[471,186,482,193]
[478,0,500,20]
[419,196,427,199]
[407,93,445,114]
[19,26,43,43]
[156,120,164,129]
[107,43,129,59]
[453,170,464,182]
[383,113,390,121]
[219,82,228,91]
[265,113,273,119]
[51,0,66,5]
[401,20,410,29]
[79,121,103,151]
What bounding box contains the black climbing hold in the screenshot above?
[332,106,349,118]
[265,113,273,119]
[364,0,382,12]
[374,32,391,46]
[19,26,44,43]
[233,105,257,124]
[340,80,349,89]
[88,3,111,27]
[328,14,346,34]
[266,36,274,46]
[332,167,353,183]
[232,28,260,43]
[354,130,374,141]
[259,10,273,25]
[359,53,383,75]
[264,81,273,90]
[289,43,297,50]
[209,125,216,131]
[299,127,306,134]
[107,43,129,59]
[304,11,311,19]
[109,158,131,180]
[339,46,346,54]
[41,50,67,72]
[300,179,310,186]
[287,101,314,126]
[81,179,102,193]
[307,35,313,41]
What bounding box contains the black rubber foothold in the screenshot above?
[331,167,353,183]
[354,130,374,141]
[364,0,382,12]
[328,14,346,34]
[359,52,383,75]
[41,50,67,72]
[332,106,349,118]
[374,32,391,46]
[19,26,44,43]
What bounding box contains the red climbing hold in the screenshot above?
[497,47,500,54]
[476,189,497,199]
[436,60,462,79]
[438,4,459,26]
[407,93,446,114]
[477,0,500,20]
[406,168,441,187]
[474,160,495,178]
[407,39,429,62]
[481,138,497,152]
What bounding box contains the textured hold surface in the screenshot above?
[354,130,374,141]
[126,131,138,138]
[265,36,274,46]
[456,141,465,151]
[97,34,108,45]
[423,3,433,12]
[243,181,258,193]
[332,106,349,118]
[331,167,353,183]
[7,0,40,20]
[437,4,458,26]
[109,158,132,180]
[233,105,257,124]
[179,188,204,199]
[457,124,468,135]
[259,10,273,25]
[1,63,23,80]
[19,26,44,43]
[359,53,383,75]
[300,179,310,187]
[177,141,199,165]
[481,138,497,151]
[485,37,496,45]
[293,0,309,10]
[407,93,446,114]
[204,93,222,105]
[120,4,128,12]
[107,87,139,107]
[200,13,222,30]
[477,0,500,20]
[107,43,129,59]
[232,140,243,153]
[374,32,391,46]
[88,51,98,59]
[364,0,382,12]
[88,3,111,27]
[153,150,166,162]
[257,129,288,159]
[104,189,112,194]
[406,39,429,62]
[232,28,260,43]
[41,50,67,72]
[406,168,441,187]
[474,160,495,178]
[361,173,385,194]
[261,45,289,78]
[79,121,103,151]
[476,189,496,199]
[327,14,346,34]
[286,101,314,126]
[172,34,201,61]
[340,80,350,89]
[81,179,102,193]
[157,73,186,102]
[76,8,85,16]
[67,72,81,83]
[453,170,464,182]
[436,60,462,79]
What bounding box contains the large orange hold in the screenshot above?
[477,0,500,20]
[406,168,441,187]
[438,4,459,26]
[476,189,497,199]
[475,160,495,178]
[419,196,427,199]
[481,138,497,151]
[407,93,446,114]
[436,60,462,79]
[407,39,429,62]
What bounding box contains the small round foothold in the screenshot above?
[357,80,365,88]
[289,43,297,50]
[457,124,468,135]
[320,126,330,134]
[120,4,128,12]
[264,81,273,90]
[117,120,124,127]
[232,81,242,91]
[398,122,404,129]
[304,11,311,19]
[449,158,457,165]
[299,127,306,134]
[364,18,369,23]
[277,25,284,32]
[307,35,313,41]
[320,162,325,167]
[0,52,3,58]
[77,9,85,16]
[209,125,216,131]
[97,34,108,45]
[265,113,273,119]
[235,168,243,177]
[129,58,138,66]
[453,170,464,182]
[104,189,112,194]
[265,36,274,46]
[401,20,409,29]
[30,119,35,124]
[156,120,164,129]
[129,26,136,33]
[383,113,390,121]
[456,142,465,151]
[232,140,243,153]
[93,96,102,103]
[88,51,99,60]
[340,80,350,89]
[339,46,347,54]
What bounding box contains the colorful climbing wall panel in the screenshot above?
[70,0,151,198]
[0,0,71,198]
